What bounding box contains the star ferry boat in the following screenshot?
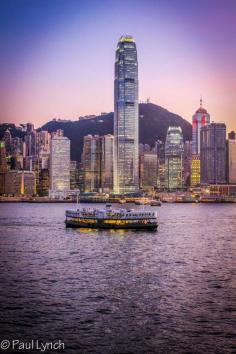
[65,204,158,230]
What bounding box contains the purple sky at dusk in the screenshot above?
[0,0,236,132]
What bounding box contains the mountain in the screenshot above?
[42,103,192,162]
[0,103,192,162]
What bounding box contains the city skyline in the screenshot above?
[1,0,236,132]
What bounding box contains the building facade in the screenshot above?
[49,136,70,195]
[228,139,236,184]
[155,140,166,190]
[5,170,36,196]
[82,135,102,193]
[165,127,184,190]
[0,141,8,194]
[191,155,201,186]
[200,123,227,184]
[183,141,192,186]
[140,152,158,191]
[113,35,139,194]
[192,99,210,155]
[101,135,113,193]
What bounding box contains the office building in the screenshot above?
[5,170,36,196]
[140,152,158,191]
[155,140,166,190]
[183,141,192,186]
[191,155,201,186]
[49,136,70,195]
[165,127,184,190]
[200,123,227,184]
[70,161,79,190]
[0,141,8,194]
[113,35,139,194]
[192,98,210,155]
[82,135,102,192]
[38,169,49,196]
[228,139,236,184]
[101,135,113,192]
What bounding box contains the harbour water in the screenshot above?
[0,203,235,354]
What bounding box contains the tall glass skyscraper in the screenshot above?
[165,126,184,190]
[113,35,139,194]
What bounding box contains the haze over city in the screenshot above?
[1,0,236,131]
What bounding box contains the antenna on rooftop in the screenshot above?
[200,94,203,108]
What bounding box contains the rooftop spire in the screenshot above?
[200,95,203,108]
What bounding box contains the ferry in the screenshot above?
[65,204,158,230]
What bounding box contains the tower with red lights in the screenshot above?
[192,98,210,155]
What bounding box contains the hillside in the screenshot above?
[0,103,192,162]
[42,103,192,162]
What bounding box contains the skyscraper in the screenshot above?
[49,136,70,195]
[82,134,114,193]
[139,152,158,191]
[183,141,192,186]
[155,140,166,190]
[228,139,236,184]
[165,127,184,190]
[101,135,113,193]
[200,123,227,184]
[113,35,139,194]
[0,141,8,194]
[192,98,210,155]
[82,135,102,193]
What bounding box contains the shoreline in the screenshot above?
[0,197,235,204]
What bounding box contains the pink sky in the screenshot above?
[1,0,236,132]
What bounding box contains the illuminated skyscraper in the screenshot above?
[192,98,210,155]
[165,127,184,190]
[49,136,70,194]
[113,35,139,194]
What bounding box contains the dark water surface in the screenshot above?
[0,203,235,354]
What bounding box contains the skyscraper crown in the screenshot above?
[119,35,135,43]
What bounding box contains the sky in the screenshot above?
[0,0,236,131]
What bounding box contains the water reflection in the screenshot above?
[0,202,235,354]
